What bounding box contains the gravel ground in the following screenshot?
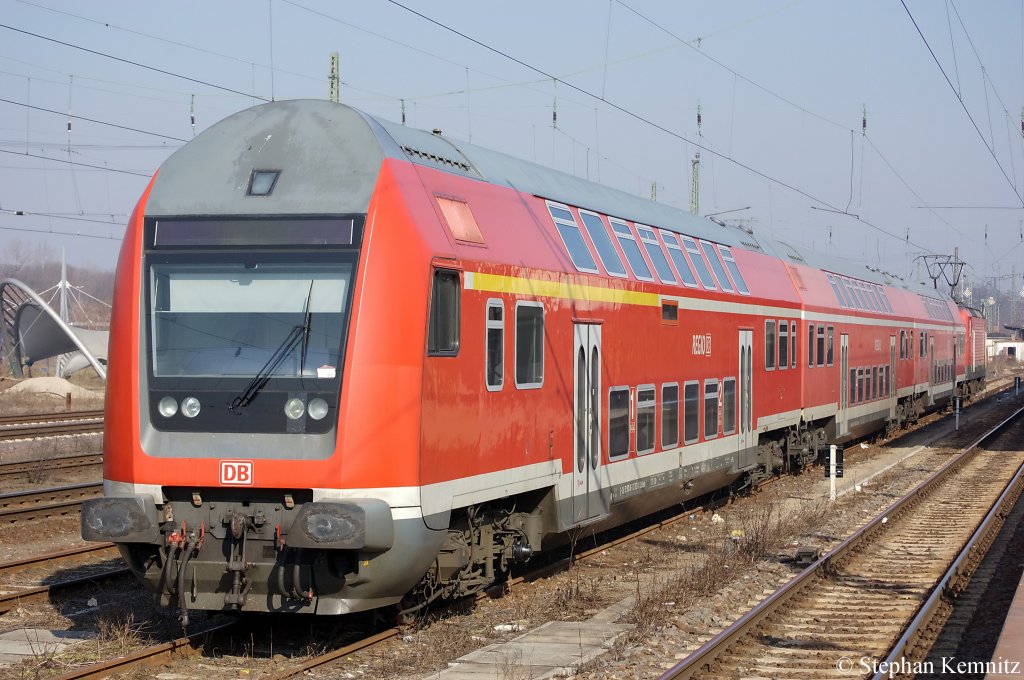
[0,380,1018,679]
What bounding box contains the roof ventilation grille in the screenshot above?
[400,145,472,172]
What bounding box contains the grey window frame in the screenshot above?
[514,301,544,389]
[827,274,848,308]
[636,225,677,284]
[485,298,504,391]
[681,236,717,290]
[608,386,630,461]
[765,319,776,370]
[718,246,749,295]
[699,240,734,292]
[826,326,834,366]
[609,218,654,282]
[660,231,699,288]
[636,384,657,455]
[703,379,719,440]
[683,380,700,444]
[661,382,679,449]
[578,209,627,278]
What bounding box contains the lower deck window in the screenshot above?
[485,300,503,390]
[515,303,544,388]
[636,386,656,454]
[608,388,630,459]
[722,378,736,434]
[683,382,700,444]
[703,380,719,439]
[662,384,679,448]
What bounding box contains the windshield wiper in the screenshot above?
[230,283,313,413]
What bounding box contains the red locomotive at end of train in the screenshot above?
[80,100,985,624]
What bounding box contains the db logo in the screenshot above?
[220,460,254,486]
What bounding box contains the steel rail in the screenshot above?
[660,402,1024,680]
[51,620,238,680]
[0,567,130,614]
[0,481,102,523]
[0,409,103,427]
[0,542,117,578]
[0,453,103,482]
[0,421,103,440]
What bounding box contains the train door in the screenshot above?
[928,334,936,404]
[838,334,849,436]
[573,323,607,524]
[889,335,897,419]
[737,330,754,459]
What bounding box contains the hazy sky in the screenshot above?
[2,0,1023,293]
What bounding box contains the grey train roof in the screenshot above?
[146,99,946,301]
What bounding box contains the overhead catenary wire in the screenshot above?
[899,0,1024,208]
[383,0,939,255]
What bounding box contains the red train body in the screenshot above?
[81,100,984,620]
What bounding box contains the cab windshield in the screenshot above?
[149,261,351,378]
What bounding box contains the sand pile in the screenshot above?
[4,376,103,400]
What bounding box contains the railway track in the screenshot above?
[0,481,102,524]
[31,386,1024,679]
[0,452,103,483]
[0,544,127,614]
[662,404,1024,679]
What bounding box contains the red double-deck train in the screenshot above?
[81,100,986,622]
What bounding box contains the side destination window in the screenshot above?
[515,302,544,389]
[718,246,749,295]
[683,381,700,444]
[578,211,627,277]
[636,226,677,284]
[609,219,654,281]
[428,269,460,356]
[661,232,699,287]
[547,203,598,274]
[681,236,717,290]
[816,326,825,367]
[485,299,504,391]
[826,326,834,366]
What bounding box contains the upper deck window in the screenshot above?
[660,232,698,287]
[680,236,717,290]
[609,219,654,281]
[718,246,749,295]
[548,204,598,274]
[827,274,848,308]
[699,240,734,292]
[578,211,627,277]
[839,278,859,309]
[636,226,676,284]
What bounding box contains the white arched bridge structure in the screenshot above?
[1,278,108,380]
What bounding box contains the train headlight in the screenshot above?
[181,396,201,418]
[307,398,329,421]
[284,397,305,420]
[158,397,178,418]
